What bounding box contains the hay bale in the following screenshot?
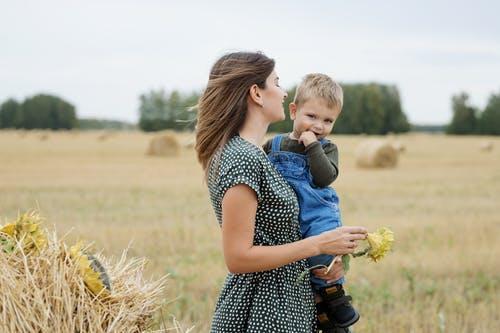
[391,141,406,153]
[38,133,49,141]
[479,141,493,152]
[147,133,180,157]
[355,139,398,168]
[0,211,167,333]
[183,136,195,149]
[97,131,114,141]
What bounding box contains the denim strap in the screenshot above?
[271,135,284,153]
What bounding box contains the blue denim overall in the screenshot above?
[268,134,344,290]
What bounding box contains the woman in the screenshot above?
[195,51,367,332]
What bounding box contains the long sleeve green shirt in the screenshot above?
[263,134,339,188]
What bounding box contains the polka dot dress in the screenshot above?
[207,135,316,333]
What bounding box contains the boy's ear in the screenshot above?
[289,103,297,120]
[248,84,264,107]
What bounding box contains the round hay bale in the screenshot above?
[355,139,398,168]
[0,211,167,333]
[97,131,115,142]
[391,141,406,153]
[38,133,49,141]
[147,133,180,157]
[479,141,493,152]
[183,136,195,149]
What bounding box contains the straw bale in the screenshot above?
[147,133,180,157]
[38,133,49,141]
[355,139,398,168]
[183,136,195,149]
[479,141,493,152]
[391,141,406,153]
[0,212,167,333]
[97,131,114,141]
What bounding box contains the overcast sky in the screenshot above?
[1,0,499,125]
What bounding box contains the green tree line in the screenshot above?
[447,91,500,135]
[138,90,198,132]
[138,83,411,134]
[78,118,136,130]
[0,94,77,130]
[6,87,497,134]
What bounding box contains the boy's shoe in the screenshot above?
[318,284,359,328]
[316,301,352,333]
[316,301,336,332]
[322,328,352,333]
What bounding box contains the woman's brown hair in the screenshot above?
[195,51,275,175]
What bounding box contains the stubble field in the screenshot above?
[1,130,499,332]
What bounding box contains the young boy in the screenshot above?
[263,73,359,331]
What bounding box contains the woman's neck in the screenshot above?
[238,115,269,148]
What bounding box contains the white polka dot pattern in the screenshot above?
[207,135,317,332]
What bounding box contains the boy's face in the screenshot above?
[289,98,341,140]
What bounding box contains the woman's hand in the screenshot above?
[312,256,345,283]
[316,226,367,256]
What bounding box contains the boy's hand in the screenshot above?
[299,131,318,147]
[312,257,344,282]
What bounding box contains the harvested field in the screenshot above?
[1,130,499,332]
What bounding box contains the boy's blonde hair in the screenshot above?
[293,73,343,110]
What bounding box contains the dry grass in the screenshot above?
[1,130,499,332]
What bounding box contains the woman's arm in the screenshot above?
[221,184,366,274]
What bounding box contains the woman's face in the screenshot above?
[261,70,288,123]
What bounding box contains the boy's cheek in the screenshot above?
[298,119,311,129]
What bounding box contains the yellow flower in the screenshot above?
[0,212,47,253]
[70,242,112,297]
[366,227,394,262]
[0,223,16,236]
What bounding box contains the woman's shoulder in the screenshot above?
[208,136,266,181]
[208,135,268,203]
[220,135,265,167]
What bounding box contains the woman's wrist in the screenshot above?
[307,234,322,257]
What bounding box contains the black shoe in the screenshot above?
[316,300,352,333]
[318,284,360,329]
[316,301,336,332]
[322,328,352,333]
